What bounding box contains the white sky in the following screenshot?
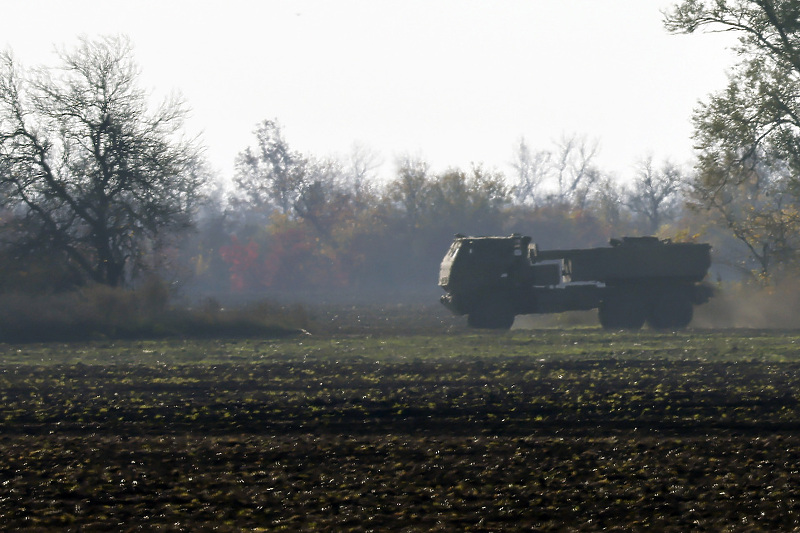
[1,1,737,183]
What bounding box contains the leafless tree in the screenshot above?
[510,137,550,206]
[625,156,683,234]
[591,174,627,233]
[0,36,205,287]
[552,134,600,208]
[345,142,382,211]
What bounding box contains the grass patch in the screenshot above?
[1,327,799,365]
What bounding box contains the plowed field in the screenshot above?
[2,324,800,531]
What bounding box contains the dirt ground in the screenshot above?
[2,330,800,531]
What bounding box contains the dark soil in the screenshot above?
[3,351,800,531]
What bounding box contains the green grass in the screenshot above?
[1,327,798,365]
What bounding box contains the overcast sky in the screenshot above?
[2,1,737,182]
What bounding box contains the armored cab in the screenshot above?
[439,234,712,330]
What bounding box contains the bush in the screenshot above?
[0,281,308,343]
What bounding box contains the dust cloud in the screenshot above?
[510,282,800,330]
[692,281,800,329]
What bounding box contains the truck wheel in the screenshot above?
[598,291,646,330]
[467,296,515,330]
[647,291,693,329]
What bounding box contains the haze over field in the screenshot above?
[4,0,798,335]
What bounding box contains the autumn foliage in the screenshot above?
[219,222,349,291]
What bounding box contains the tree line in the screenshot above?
[192,120,689,297]
[1,1,799,301]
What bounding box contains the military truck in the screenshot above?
[439,234,712,330]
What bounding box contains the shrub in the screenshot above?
[0,281,307,343]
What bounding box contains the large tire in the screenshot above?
[598,290,646,330]
[467,295,515,330]
[647,290,693,329]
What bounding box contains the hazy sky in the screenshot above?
[2,1,736,182]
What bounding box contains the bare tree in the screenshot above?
[552,134,600,208]
[625,156,683,234]
[0,36,205,287]
[345,142,382,211]
[591,174,627,233]
[510,136,550,206]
